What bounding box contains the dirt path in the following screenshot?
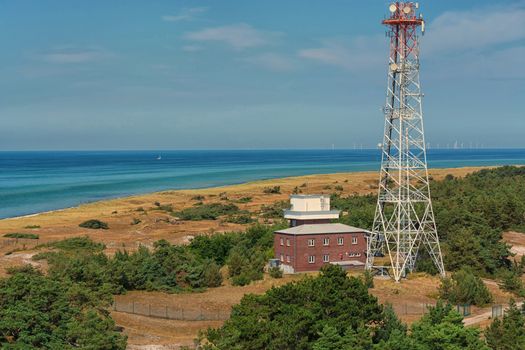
[464,301,524,327]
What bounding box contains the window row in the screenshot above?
[307,236,358,247]
[308,255,330,264]
[307,252,362,264]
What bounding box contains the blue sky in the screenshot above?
[1,0,524,150]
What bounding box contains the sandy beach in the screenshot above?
[0,166,491,255]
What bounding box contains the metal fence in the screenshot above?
[391,303,436,316]
[0,238,49,249]
[112,299,231,321]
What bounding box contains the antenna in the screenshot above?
[389,3,397,13]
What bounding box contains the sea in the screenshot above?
[1,149,524,219]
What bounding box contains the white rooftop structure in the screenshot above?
[275,223,363,235]
[283,194,340,221]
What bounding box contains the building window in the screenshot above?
[286,255,290,263]
[291,219,297,227]
[323,238,330,246]
[280,238,284,246]
[308,255,315,264]
[337,237,344,245]
[349,253,355,257]
[323,254,330,263]
[280,254,284,262]
[286,238,290,247]
[356,253,361,257]
[308,239,315,247]
[352,236,358,245]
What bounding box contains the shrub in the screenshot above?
[236,196,253,203]
[176,203,240,221]
[231,274,251,286]
[260,200,288,218]
[334,185,344,191]
[79,219,109,230]
[438,267,493,306]
[300,183,307,188]
[24,225,40,229]
[47,236,106,252]
[263,186,281,194]
[292,186,301,194]
[131,218,141,225]
[191,195,205,201]
[153,203,173,212]
[269,267,283,278]
[203,262,223,287]
[3,233,39,239]
[361,270,374,288]
[225,214,254,224]
[499,270,525,297]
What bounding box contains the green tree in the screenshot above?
[0,266,126,349]
[410,302,489,350]
[203,265,383,350]
[485,300,525,350]
[439,266,493,306]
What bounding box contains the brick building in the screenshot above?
[274,194,368,273]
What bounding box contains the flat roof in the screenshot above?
[275,223,365,235]
[290,194,329,199]
[331,260,366,266]
[284,210,340,216]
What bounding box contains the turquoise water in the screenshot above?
[1,149,524,219]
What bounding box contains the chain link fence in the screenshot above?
[391,303,436,316]
[112,299,231,321]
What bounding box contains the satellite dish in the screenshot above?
[377,143,383,149]
[403,6,411,14]
[389,4,397,13]
[415,2,419,9]
[390,63,398,71]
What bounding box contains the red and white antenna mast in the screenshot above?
[366,2,445,282]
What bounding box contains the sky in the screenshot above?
[0,0,524,150]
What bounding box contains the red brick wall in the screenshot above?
[274,231,367,272]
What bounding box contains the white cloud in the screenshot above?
[241,53,296,72]
[298,37,383,72]
[184,23,279,49]
[424,3,525,54]
[162,7,208,22]
[40,47,112,64]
